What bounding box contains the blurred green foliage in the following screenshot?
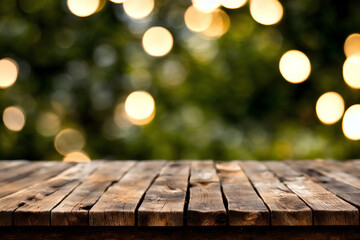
[0,0,360,160]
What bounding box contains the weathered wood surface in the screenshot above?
[89,161,165,226]
[51,161,135,226]
[187,161,227,226]
[239,161,312,226]
[0,159,360,228]
[266,161,359,225]
[216,161,269,226]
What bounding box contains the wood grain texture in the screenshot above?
[288,160,360,210]
[0,160,28,171]
[51,161,135,226]
[187,160,227,226]
[266,161,358,225]
[239,161,312,226]
[0,161,51,184]
[0,162,101,226]
[89,161,165,226]
[216,161,269,226]
[0,162,73,198]
[138,161,190,226]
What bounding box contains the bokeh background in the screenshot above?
[0,0,360,161]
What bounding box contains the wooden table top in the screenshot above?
[0,159,359,227]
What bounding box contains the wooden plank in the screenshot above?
[266,161,358,225]
[0,160,28,171]
[187,160,227,226]
[51,161,135,226]
[89,161,165,226]
[0,161,51,184]
[215,161,269,226]
[0,162,74,198]
[239,161,312,226]
[0,162,101,226]
[288,160,360,211]
[301,160,360,190]
[138,161,190,226]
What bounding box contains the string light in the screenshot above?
[316,92,345,125]
[142,27,173,57]
[123,0,154,19]
[192,0,221,13]
[279,50,311,84]
[342,105,360,141]
[54,128,85,155]
[343,56,360,89]
[344,33,360,58]
[67,0,100,17]
[250,0,283,25]
[2,106,26,132]
[0,58,19,89]
[184,6,212,32]
[220,0,247,9]
[125,91,155,125]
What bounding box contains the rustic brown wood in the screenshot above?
[187,160,227,226]
[266,161,358,225]
[1,226,360,240]
[239,161,312,226]
[138,161,190,226]
[0,160,28,171]
[216,161,269,226]
[0,162,101,226]
[0,161,52,184]
[301,160,360,190]
[89,161,165,226]
[288,160,360,210]
[51,161,135,226]
[0,162,73,198]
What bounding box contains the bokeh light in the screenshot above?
[279,50,311,84]
[36,112,61,137]
[2,106,26,132]
[54,128,85,155]
[63,151,91,162]
[123,0,154,19]
[220,0,247,9]
[67,0,100,17]
[142,27,173,57]
[343,56,360,89]
[316,92,345,125]
[0,58,19,89]
[250,0,283,25]
[344,33,360,58]
[125,91,155,125]
[110,0,125,3]
[202,9,230,39]
[184,6,212,32]
[192,0,221,13]
[342,105,360,141]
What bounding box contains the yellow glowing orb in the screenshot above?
[184,6,212,32]
[343,56,360,89]
[0,58,19,89]
[125,91,155,125]
[36,112,61,137]
[342,105,360,141]
[142,27,173,57]
[67,0,100,17]
[110,0,125,3]
[54,128,85,155]
[63,151,91,162]
[202,9,230,39]
[279,50,311,84]
[123,0,154,19]
[220,0,247,9]
[344,33,360,58]
[2,106,26,132]
[250,0,283,25]
[316,92,345,125]
[192,0,221,13]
